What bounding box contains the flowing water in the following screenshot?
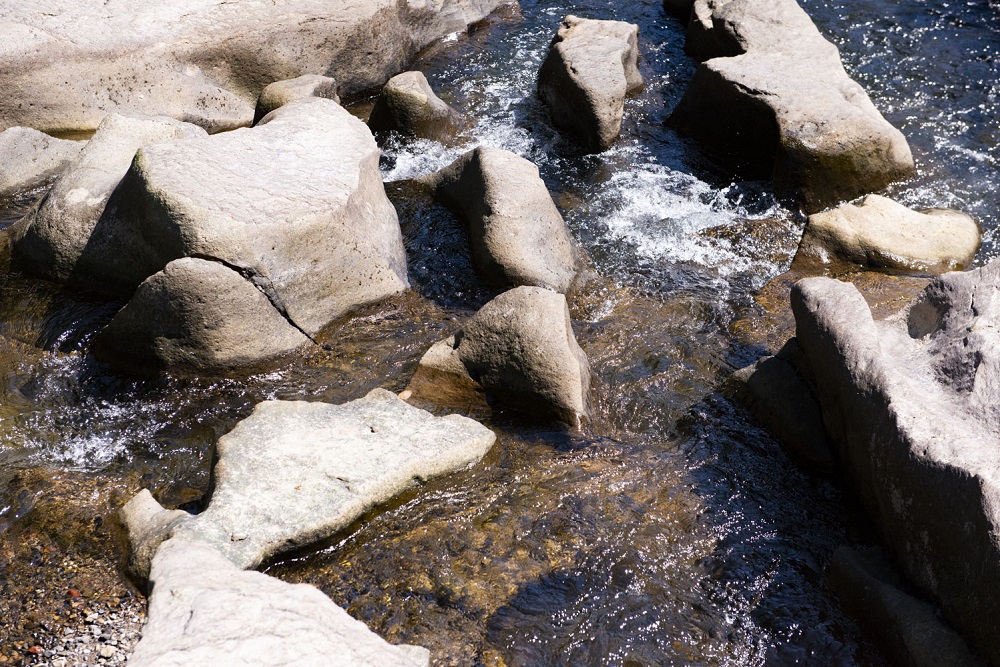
[0,0,997,664]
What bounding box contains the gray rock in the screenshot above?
[77,98,408,335]
[830,546,985,667]
[421,146,581,293]
[253,74,340,125]
[537,15,643,152]
[119,489,192,585]
[456,286,590,427]
[0,0,510,134]
[791,261,1000,664]
[795,195,980,275]
[91,258,311,376]
[0,127,84,197]
[130,538,429,667]
[10,114,206,285]
[368,71,461,142]
[403,336,489,415]
[122,388,495,574]
[670,0,915,212]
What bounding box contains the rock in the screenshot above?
[403,336,489,416]
[253,74,340,125]
[790,261,1000,664]
[670,0,915,212]
[0,0,511,134]
[0,127,84,197]
[119,490,193,585]
[129,539,429,667]
[421,147,581,293]
[368,71,461,141]
[10,114,207,285]
[456,286,590,427]
[76,98,408,333]
[122,388,495,574]
[91,258,311,376]
[537,15,643,152]
[830,546,985,667]
[730,339,835,473]
[663,0,695,20]
[794,195,980,274]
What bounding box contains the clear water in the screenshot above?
[2,0,997,664]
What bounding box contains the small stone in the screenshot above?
[99,646,115,659]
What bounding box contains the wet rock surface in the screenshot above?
[368,71,461,142]
[537,15,643,152]
[0,128,84,198]
[253,75,340,126]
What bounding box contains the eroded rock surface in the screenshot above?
[537,15,643,152]
[791,261,1000,664]
[422,146,581,293]
[670,0,914,211]
[253,74,340,125]
[0,0,512,134]
[0,127,84,197]
[795,195,980,274]
[368,71,461,141]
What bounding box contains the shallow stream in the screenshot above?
[1,0,998,665]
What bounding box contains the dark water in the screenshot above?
[1,0,997,664]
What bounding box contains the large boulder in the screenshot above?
[10,114,206,285]
[790,261,1000,664]
[253,74,340,125]
[537,15,643,152]
[456,286,590,427]
[670,0,915,212]
[130,539,429,667]
[83,98,408,338]
[0,0,511,134]
[91,258,311,375]
[421,146,582,293]
[122,388,496,576]
[0,127,84,197]
[368,71,461,141]
[794,195,980,275]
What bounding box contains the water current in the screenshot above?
[0,0,998,664]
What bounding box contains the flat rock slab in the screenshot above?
[671,0,914,211]
[422,146,582,293]
[791,260,1000,663]
[537,15,643,152]
[124,388,495,573]
[795,194,980,274]
[368,71,461,142]
[130,538,429,667]
[0,0,510,133]
[0,127,84,197]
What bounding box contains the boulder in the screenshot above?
[253,74,340,125]
[456,286,590,427]
[91,258,311,376]
[130,538,429,667]
[537,15,643,152]
[10,114,206,285]
[670,0,915,212]
[791,261,1000,664]
[794,195,980,274]
[0,127,84,197]
[421,147,581,293]
[122,388,496,574]
[830,546,985,667]
[403,336,490,415]
[0,0,511,134]
[368,71,461,142]
[77,98,408,334]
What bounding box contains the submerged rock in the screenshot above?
[0,0,512,134]
[0,127,84,197]
[10,114,206,285]
[404,336,490,416]
[130,539,429,667]
[123,388,496,574]
[421,146,582,293]
[794,195,980,275]
[253,74,340,125]
[537,15,643,152]
[368,71,461,141]
[456,286,590,427]
[670,0,914,212]
[791,260,1000,664]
